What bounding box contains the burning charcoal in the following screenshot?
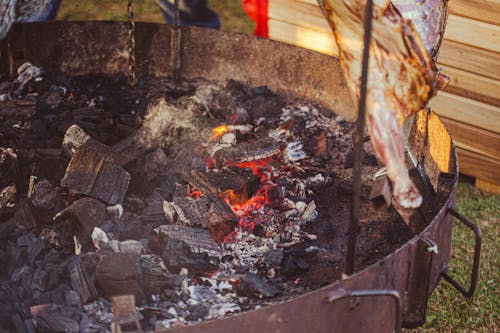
[163,193,237,243]
[30,179,65,220]
[237,273,280,299]
[214,138,280,164]
[61,146,131,205]
[69,263,98,304]
[96,253,145,302]
[30,304,80,333]
[140,255,186,295]
[185,167,260,199]
[150,225,220,274]
[41,198,106,252]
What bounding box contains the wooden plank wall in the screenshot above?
[268,0,500,192]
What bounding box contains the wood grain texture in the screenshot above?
[457,148,500,185]
[441,117,500,160]
[445,15,500,53]
[430,92,500,133]
[441,66,500,107]
[449,0,500,26]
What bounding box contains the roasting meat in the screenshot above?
[318,0,447,208]
[0,0,54,40]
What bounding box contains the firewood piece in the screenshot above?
[140,254,186,295]
[41,197,106,251]
[95,253,144,302]
[0,200,35,239]
[30,304,80,333]
[215,138,280,164]
[163,193,237,242]
[61,124,134,166]
[150,225,220,273]
[238,273,280,299]
[184,166,260,199]
[61,146,130,205]
[69,262,98,304]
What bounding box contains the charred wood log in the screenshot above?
[69,262,98,305]
[214,138,280,164]
[163,192,237,243]
[30,304,80,333]
[62,124,134,166]
[150,225,221,274]
[61,146,130,205]
[140,254,186,295]
[95,253,145,302]
[40,197,106,252]
[184,166,260,200]
[29,179,65,222]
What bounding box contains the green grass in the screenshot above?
[415,183,500,332]
[55,3,499,331]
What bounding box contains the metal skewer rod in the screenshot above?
[345,0,374,276]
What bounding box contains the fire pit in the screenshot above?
[0,22,481,333]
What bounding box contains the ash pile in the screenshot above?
[0,63,412,332]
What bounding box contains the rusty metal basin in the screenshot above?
[0,21,480,333]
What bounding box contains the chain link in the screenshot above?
[127,0,137,85]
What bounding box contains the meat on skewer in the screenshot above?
[318,0,447,208]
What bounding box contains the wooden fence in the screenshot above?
[267,0,500,192]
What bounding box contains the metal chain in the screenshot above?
[127,0,137,85]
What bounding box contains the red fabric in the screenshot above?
[242,0,269,38]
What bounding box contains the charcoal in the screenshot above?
[30,179,65,219]
[124,195,146,211]
[65,290,82,309]
[264,248,284,267]
[0,147,18,186]
[150,225,220,273]
[0,201,36,240]
[95,253,144,302]
[0,184,16,209]
[41,198,106,252]
[61,146,130,205]
[140,255,186,295]
[108,239,144,257]
[237,273,280,299]
[31,269,48,292]
[69,263,98,304]
[184,166,260,199]
[30,304,80,333]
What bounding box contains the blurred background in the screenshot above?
[57,0,254,35]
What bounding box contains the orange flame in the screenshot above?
[209,125,230,141]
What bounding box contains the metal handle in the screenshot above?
[441,208,482,298]
[328,288,402,333]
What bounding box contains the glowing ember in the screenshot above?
[209,125,230,141]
